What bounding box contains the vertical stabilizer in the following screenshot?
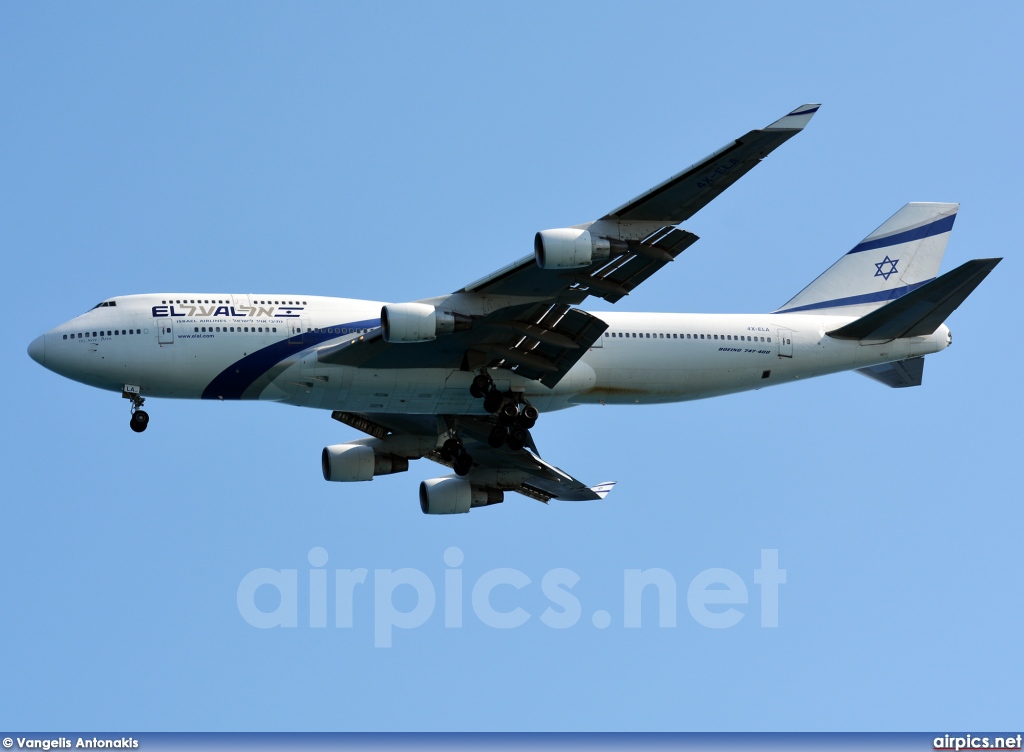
[777,203,958,316]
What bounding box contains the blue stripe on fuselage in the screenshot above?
[201,318,381,400]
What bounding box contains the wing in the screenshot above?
[461,103,820,301]
[321,104,819,388]
[603,104,820,223]
[331,411,613,502]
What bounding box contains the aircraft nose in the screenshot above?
[27,335,46,366]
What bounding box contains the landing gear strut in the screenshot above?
[123,387,149,433]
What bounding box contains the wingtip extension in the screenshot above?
[589,481,617,499]
[766,103,821,131]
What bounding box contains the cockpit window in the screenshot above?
[90,301,117,310]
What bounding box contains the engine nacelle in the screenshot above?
[322,444,410,482]
[381,302,471,343]
[419,477,504,515]
[534,228,613,270]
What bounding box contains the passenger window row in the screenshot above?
[604,332,772,343]
[63,330,140,339]
[62,325,369,340]
[189,327,371,334]
[160,299,308,305]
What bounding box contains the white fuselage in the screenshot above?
[31,293,951,414]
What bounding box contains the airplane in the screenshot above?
[26,104,1001,515]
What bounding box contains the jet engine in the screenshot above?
[419,477,504,515]
[322,443,410,482]
[381,303,471,343]
[534,228,616,270]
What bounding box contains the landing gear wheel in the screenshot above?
[123,388,148,433]
[497,401,519,426]
[470,374,491,399]
[440,437,464,462]
[483,390,504,414]
[516,404,538,430]
[488,425,508,448]
[507,427,527,452]
[130,410,150,433]
[453,453,474,476]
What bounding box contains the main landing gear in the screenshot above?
[470,374,539,452]
[437,375,540,474]
[440,435,474,477]
[123,387,150,433]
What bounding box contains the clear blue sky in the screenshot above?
[2,1,1020,732]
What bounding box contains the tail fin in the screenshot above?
[776,203,959,315]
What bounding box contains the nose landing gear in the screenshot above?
[123,385,149,433]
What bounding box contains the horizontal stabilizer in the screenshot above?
[857,357,925,388]
[827,258,1001,341]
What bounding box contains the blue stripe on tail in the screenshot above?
[845,214,955,255]
[779,279,934,313]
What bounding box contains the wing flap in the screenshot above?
[572,229,699,304]
[482,304,608,386]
